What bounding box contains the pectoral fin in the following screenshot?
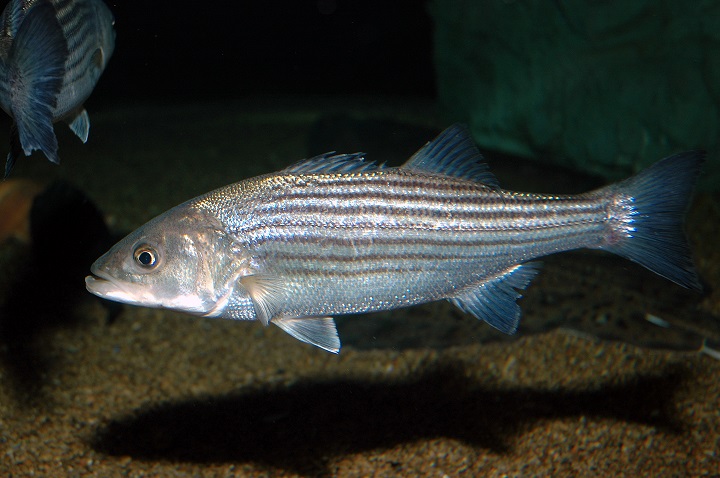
[450,263,541,334]
[273,316,341,354]
[92,47,106,70]
[240,274,286,326]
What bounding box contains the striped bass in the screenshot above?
[85,125,704,353]
[0,0,115,176]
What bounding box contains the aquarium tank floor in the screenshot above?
[0,97,718,477]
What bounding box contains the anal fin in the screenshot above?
[273,316,341,354]
[450,263,541,334]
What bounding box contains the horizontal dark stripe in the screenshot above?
[259,190,602,213]
[250,192,604,219]
[267,250,484,263]
[274,265,440,278]
[199,168,610,274]
[246,175,604,222]
[239,213,605,238]
[250,204,604,229]
[244,225,598,259]
[264,172,593,203]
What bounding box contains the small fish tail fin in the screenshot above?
[7,1,68,165]
[600,151,704,291]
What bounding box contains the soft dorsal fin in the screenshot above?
[402,124,499,188]
[282,152,381,175]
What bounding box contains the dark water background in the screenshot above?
[0,2,719,476]
[1,0,717,358]
[96,0,436,103]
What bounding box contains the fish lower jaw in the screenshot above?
[85,275,211,314]
[85,274,155,306]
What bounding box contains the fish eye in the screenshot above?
[134,245,158,268]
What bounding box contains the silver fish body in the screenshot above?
[86,125,703,353]
[0,0,115,176]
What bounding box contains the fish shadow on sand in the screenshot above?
[90,361,687,476]
[0,181,115,405]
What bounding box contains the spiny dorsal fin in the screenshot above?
[282,152,381,175]
[273,316,341,354]
[402,124,499,188]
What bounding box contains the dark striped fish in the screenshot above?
[0,0,115,177]
[85,125,704,353]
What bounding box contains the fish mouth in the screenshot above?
[85,268,209,314]
[85,269,149,306]
[85,273,117,298]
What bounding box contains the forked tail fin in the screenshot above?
[600,151,704,291]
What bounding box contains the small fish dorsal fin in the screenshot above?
[402,124,499,188]
[282,152,381,174]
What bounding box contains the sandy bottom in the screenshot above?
[1,97,718,476]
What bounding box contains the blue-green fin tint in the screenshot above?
[601,151,704,291]
[67,108,90,143]
[283,152,379,174]
[5,0,28,38]
[450,263,541,334]
[4,122,22,178]
[5,1,68,175]
[402,124,500,188]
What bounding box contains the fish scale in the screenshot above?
[86,124,704,353]
[210,169,609,322]
[243,178,605,229]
